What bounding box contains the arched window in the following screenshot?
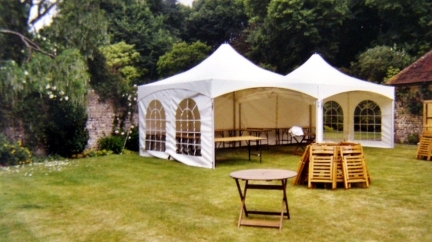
[145,100,166,151]
[354,100,381,141]
[323,101,343,140]
[176,98,201,156]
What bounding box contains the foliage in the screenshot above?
[406,132,419,145]
[0,134,32,166]
[103,1,179,82]
[351,45,413,83]
[247,0,350,73]
[184,0,248,49]
[42,0,110,58]
[98,136,124,154]
[125,126,139,152]
[44,98,89,157]
[99,42,142,85]
[157,41,211,78]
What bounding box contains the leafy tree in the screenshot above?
[184,0,248,49]
[100,42,142,87]
[351,45,413,83]
[104,1,179,82]
[243,0,272,23]
[157,41,211,78]
[365,0,432,57]
[247,0,350,73]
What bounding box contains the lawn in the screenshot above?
[1,144,431,242]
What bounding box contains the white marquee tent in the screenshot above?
[138,44,394,169]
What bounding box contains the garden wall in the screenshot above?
[394,100,422,143]
[85,91,138,149]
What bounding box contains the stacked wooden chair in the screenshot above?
[416,131,432,161]
[308,144,337,189]
[339,144,370,189]
[293,142,371,190]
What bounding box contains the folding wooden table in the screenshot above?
[215,136,266,162]
[230,169,297,231]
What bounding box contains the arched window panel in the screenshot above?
[354,100,381,141]
[145,100,166,152]
[175,98,201,156]
[323,101,343,140]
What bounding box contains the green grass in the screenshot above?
[1,144,431,241]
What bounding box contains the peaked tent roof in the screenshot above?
[387,50,432,85]
[284,54,394,100]
[138,44,294,99]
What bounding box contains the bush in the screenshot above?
[45,99,89,157]
[407,133,419,145]
[98,136,124,154]
[0,135,32,166]
[125,126,139,152]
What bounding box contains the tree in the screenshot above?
[157,41,211,78]
[247,0,350,73]
[351,45,413,84]
[100,42,142,86]
[184,0,248,49]
[103,1,179,82]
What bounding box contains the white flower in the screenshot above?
[52,86,57,90]
[65,96,69,101]
[133,84,137,87]
[115,130,119,134]
[130,125,134,129]
[128,112,131,115]
[133,97,137,101]
[49,94,54,99]
[46,84,51,89]
[121,132,125,135]
[60,91,64,95]
[22,79,26,83]
[128,103,131,106]
[24,70,28,75]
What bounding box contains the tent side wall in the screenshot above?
[324,92,394,148]
[138,89,215,169]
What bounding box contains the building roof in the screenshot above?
[387,50,432,85]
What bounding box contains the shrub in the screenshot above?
[0,134,32,166]
[125,126,139,152]
[407,133,419,145]
[98,136,124,154]
[45,99,89,157]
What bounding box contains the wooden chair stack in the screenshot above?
[339,144,370,189]
[416,131,432,161]
[308,144,338,189]
[293,142,370,189]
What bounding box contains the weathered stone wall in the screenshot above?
[394,100,422,143]
[85,91,138,149]
[85,91,117,149]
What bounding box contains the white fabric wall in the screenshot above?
[323,91,394,148]
[139,89,215,168]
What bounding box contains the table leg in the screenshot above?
[234,178,249,227]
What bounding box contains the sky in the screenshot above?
[178,0,194,6]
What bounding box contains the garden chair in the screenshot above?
[339,145,370,189]
[308,145,338,189]
[416,136,432,161]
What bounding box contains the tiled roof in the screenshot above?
[387,50,432,85]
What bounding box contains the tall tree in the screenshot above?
[184,0,248,49]
[247,0,350,74]
[103,1,179,82]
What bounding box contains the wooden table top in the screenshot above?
[214,135,266,142]
[230,169,297,181]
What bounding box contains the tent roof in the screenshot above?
[139,44,294,99]
[284,54,394,100]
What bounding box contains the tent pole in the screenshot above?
[233,92,236,132]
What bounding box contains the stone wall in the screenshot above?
[85,91,139,149]
[394,100,422,143]
[85,91,117,149]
